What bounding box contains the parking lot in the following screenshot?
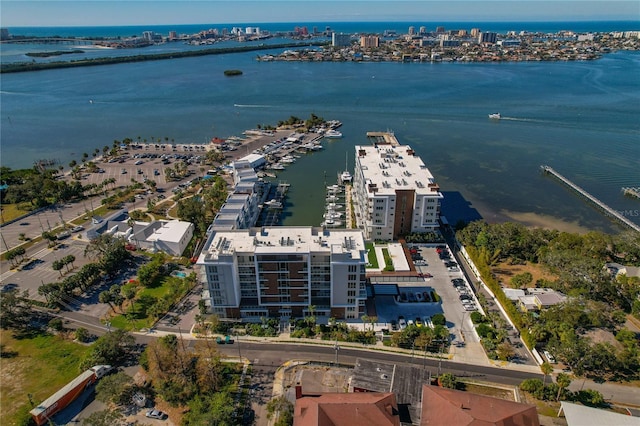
[373,244,482,349]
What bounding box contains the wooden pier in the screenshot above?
[540,165,640,233]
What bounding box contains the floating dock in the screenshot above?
[541,165,640,233]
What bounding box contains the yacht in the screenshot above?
[324,130,343,138]
[340,170,352,184]
[488,113,501,120]
[264,199,283,209]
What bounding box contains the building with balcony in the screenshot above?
[332,32,352,47]
[197,227,367,321]
[352,132,443,241]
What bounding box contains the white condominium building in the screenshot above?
[197,227,367,321]
[353,133,443,241]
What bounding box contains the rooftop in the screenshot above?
[200,227,365,261]
[356,144,442,197]
[144,220,192,243]
[420,385,540,426]
[294,392,401,426]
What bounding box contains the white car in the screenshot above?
[398,318,407,330]
[146,409,167,420]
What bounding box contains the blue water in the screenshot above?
[1,22,639,233]
[6,21,640,38]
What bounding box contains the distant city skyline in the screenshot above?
[1,1,639,27]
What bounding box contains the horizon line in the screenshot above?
[5,18,640,29]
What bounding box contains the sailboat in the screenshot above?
[339,152,352,184]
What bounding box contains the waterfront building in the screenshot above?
[332,32,352,47]
[408,26,416,36]
[168,31,177,40]
[197,227,367,321]
[479,31,498,44]
[471,28,481,37]
[0,28,10,40]
[419,26,427,35]
[435,26,445,34]
[360,35,380,48]
[352,132,443,241]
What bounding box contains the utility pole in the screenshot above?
[334,338,340,365]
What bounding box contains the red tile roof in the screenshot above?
[420,385,539,426]
[294,392,401,426]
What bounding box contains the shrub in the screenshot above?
[431,313,446,326]
[476,323,495,338]
[48,318,64,331]
[438,373,458,389]
[470,311,486,324]
[75,327,90,343]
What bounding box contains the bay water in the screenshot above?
[1,26,639,233]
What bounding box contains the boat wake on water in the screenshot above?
[499,117,548,123]
[234,104,273,108]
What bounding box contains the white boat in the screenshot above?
[340,170,352,184]
[488,113,501,119]
[268,163,285,170]
[324,210,344,219]
[324,130,343,138]
[322,218,343,227]
[264,199,283,209]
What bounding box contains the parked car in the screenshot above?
[390,320,398,331]
[145,409,167,420]
[71,226,84,233]
[415,317,423,327]
[398,317,407,330]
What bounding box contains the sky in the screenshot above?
[1,0,639,27]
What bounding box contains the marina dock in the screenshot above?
[541,165,640,233]
[622,187,640,199]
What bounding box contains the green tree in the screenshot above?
[266,395,294,426]
[95,371,134,406]
[182,391,236,425]
[82,329,134,369]
[510,272,533,289]
[438,373,458,389]
[75,327,90,343]
[555,372,572,401]
[541,362,553,386]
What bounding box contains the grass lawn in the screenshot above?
[108,276,192,331]
[0,330,92,426]
[365,242,379,269]
[0,204,30,225]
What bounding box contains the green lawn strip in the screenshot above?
[0,203,30,224]
[381,248,394,271]
[108,276,191,331]
[0,330,91,425]
[365,242,379,269]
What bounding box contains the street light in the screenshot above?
[334,340,340,365]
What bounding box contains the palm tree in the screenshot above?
[541,362,553,386]
[555,373,572,401]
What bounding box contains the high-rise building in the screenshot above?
[197,227,367,321]
[332,33,352,47]
[408,26,416,36]
[360,35,380,48]
[168,31,177,40]
[470,28,480,37]
[352,133,443,241]
[479,32,497,44]
[419,26,427,35]
[0,28,9,40]
[435,26,445,34]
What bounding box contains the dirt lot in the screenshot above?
[492,261,558,288]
